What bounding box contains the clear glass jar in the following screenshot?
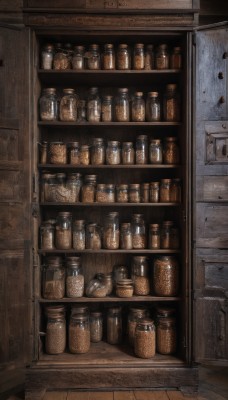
[53,173,67,203]
[41,44,54,70]
[153,256,179,296]
[91,137,105,165]
[66,172,82,202]
[101,95,113,122]
[49,142,67,164]
[114,88,130,122]
[60,88,78,122]
[117,44,131,70]
[141,183,150,203]
[122,142,135,165]
[144,44,155,70]
[116,184,129,203]
[55,211,72,250]
[53,43,71,70]
[161,221,173,249]
[131,256,150,295]
[170,46,182,70]
[164,137,180,164]
[69,314,90,354]
[73,219,86,250]
[45,306,66,354]
[68,141,80,165]
[149,223,160,249]
[85,223,102,250]
[107,307,122,344]
[163,84,180,122]
[43,257,65,299]
[106,140,121,165]
[39,88,58,121]
[103,211,120,250]
[131,213,146,249]
[155,44,169,70]
[96,184,115,203]
[77,100,87,122]
[132,92,145,122]
[87,44,101,70]
[146,92,161,122]
[86,278,107,298]
[66,257,84,298]
[156,317,177,355]
[90,311,103,343]
[87,87,101,122]
[149,139,163,164]
[120,222,132,249]
[128,307,149,346]
[103,273,114,296]
[170,178,181,203]
[136,135,148,165]
[40,222,55,250]
[79,144,90,165]
[160,178,172,203]
[116,279,134,298]
[134,319,156,358]
[149,181,160,203]
[41,173,56,202]
[113,265,129,285]
[103,43,115,70]
[129,184,141,203]
[72,45,85,70]
[81,174,97,203]
[133,43,145,70]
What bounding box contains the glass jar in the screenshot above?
[153,256,179,296]
[134,319,156,358]
[116,184,129,203]
[72,45,85,70]
[170,46,182,70]
[53,43,71,70]
[103,43,115,70]
[163,84,180,122]
[116,279,134,298]
[120,222,132,249]
[144,44,155,70]
[160,178,172,202]
[87,44,101,70]
[103,212,119,250]
[133,43,145,70]
[40,222,55,250]
[107,307,122,344]
[87,87,101,122]
[96,184,115,203]
[128,307,149,346]
[131,256,150,295]
[149,223,160,249]
[146,92,161,122]
[41,173,55,202]
[131,214,146,249]
[132,92,145,122]
[91,137,105,165]
[160,221,173,249]
[136,135,148,164]
[55,211,72,250]
[101,95,113,122]
[43,257,65,299]
[68,141,80,165]
[129,184,141,203]
[106,140,121,165]
[86,278,107,298]
[49,142,67,164]
[170,178,181,203]
[164,137,180,164]
[149,182,160,203]
[73,219,86,250]
[79,144,90,165]
[122,142,135,165]
[156,317,177,355]
[40,141,48,164]
[77,100,87,122]
[141,183,150,203]
[155,44,169,70]
[69,314,90,354]
[52,172,66,203]
[113,265,128,285]
[114,88,130,122]
[45,306,66,354]
[81,174,97,203]
[41,44,54,70]
[117,44,131,70]
[90,311,103,343]
[66,257,84,298]
[66,172,82,202]
[60,88,78,122]
[39,88,58,121]
[149,139,163,164]
[85,223,101,250]
[103,273,114,296]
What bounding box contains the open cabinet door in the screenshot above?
[193,22,228,364]
[0,24,33,396]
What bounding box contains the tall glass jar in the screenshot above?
[45,306,66,354]
[79,144,90,165]
[66,172,82,202]
[136,135,148,165]
[41,44,54,70]
[170,46,182,70]
[122,142,135,165]
[113,265,129,285]
[116,184,129,203]
[170,178,181,203]
[160,220,173,249]
[43,257,65,299]
[141,183,150,203]
[107,307,122,344]
[160,178,172,202]
[103,43,115,70]
[144,44,155,70]
[39,88,58,121]
[153,256,179,296]
[68,141,80,165]
[66,257,84,298]
[87,44,101,70]
[132,92,145,122]
[85,223,102,250]
[163,84,180,122]
[87,87,101,122]
[103,212,120,250]
[134,319,156,358]
[73,219,86,250]
[53,43,71,70]
[131,213,146,249]
[129,184,141,203]
[131,256,150,295]
[49,142,67,164]
[60,88,78,122]
[69,314,90,354]
[117,44,131,70]
[155,44,169,69]
[40,222,55,250]
[106,140,121,165]
[81,174,97,203]
[156,317,177,355]
[91,137,105,165]
[164,137,180,164]
[149,139,163,164]
[120,222,132,249]
[146,92,161,122]
[72,45,85,70]
[149,223,161,249]
[133,43,145,70]
[101,95,113,122]
[149,181,160,203]
[90,311,103,343]
[55,211,72,249]
[114,88,129,122]
[128,307,149,346]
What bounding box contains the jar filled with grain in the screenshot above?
[145,92,161,122]
[116,279,134,298]
[122,142,135,165]
[113,265,129,285]
[149,223,160,249]
[40,141,48,164]
[101,95,113,122]
[90,311,103,343]
[91,137,105,165]
[107,307,122,344]
[87,87,101,122]
[128,307,149,346]
[132,92,145,122]
[106,140,121,165]
[170,178,181,203]
[79,144,90,165]
[45,305,66,354]
[41,173,56,202]
[60,88,78,122]
[73,219,85,250]
[66,257,84,298]
[129,184,141,203]
[66,172,82,202]
[131,256,150,295]
[155,44,169,70]
[131,213,146,249]
[85,223,102,250]
[103,212,120,250]
[43,257,65,299]
[87,44,101,70]
[114,88,130,122]
[116,184,129,203]
[68,141,80,165]
[72,45,85,70]
[164,137,180,164]
[39,88,58,121]
[153,256,179,296]
[77,100,87,122]
[69,314,90,354]
[163,84,180,122]
[41,44,54,70]
[49,142,67,164]
[160,178,172,202]
[86,278,107,298]
[133,43,145,70]
[170,46,182,70]
[40,222,55,250]
[141,183,150,203]
[134,319,156,358]
[156,317,177,355]
[53,173,68,203]
[149,182,160,203]
[81,174,97,203]
[96,184,115,203]
[117,44,131,70]
[120,222,132,249]
[144,44,155,70]
[103,43,115,70]
[136,135,148,164]
[55,211,72,250]
[53,43,72,70]
[149,139,163,164]
[160,220,173,249]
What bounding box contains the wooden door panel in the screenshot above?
[196,176,228,202]
[195,204,228,248]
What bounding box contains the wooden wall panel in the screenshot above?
[0,129,19,161]
[196,176,228,202]
[195,204,228,248]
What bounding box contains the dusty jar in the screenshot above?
[72,45,85,70]
[81,174,97,203]
[49,142,67,164]
[149,223,161,249]
[129,184,141,203]
[66,257,84,298]
[85,223,101,250]
[103,212,120,250]
[116,184,129,203]
[114,88,130,122]
[91,137,105,165]
[132,92,145,122]
[41,44,54,70]
[87,44,101,70]
[106,140,121,165]
[53,43,71,70]
[107,307,122,344]
[136,135,148,165]
[86,278,107,298]
[160,178,172,202]
[149,139,163,164]
[60,88,78,122]
[144,44,155,70]
[45,306,66,355]
[164,137,180,164]
[79,144,90,165]
[40,222,55,250]
[149,182,160,203]
[87,87,101,122]
[131,256,150,295]
[39,88,58,121]
[43,257,65,300]
[117,44,131,70]
[131,213,146,249]
[116,279,134,298]
[128,307,149,346]
[156,317,177,355]
[170,178,182,203]
[153,256,179,296]
[120,222,132,249]
[170,46,182,70]
[96,184,115,203]
[101,95,113,122]
[133,43,145,70]
[155,44,169,69]
[122,142,135,165]
[146,92,161,122]
[163,84,180,122]
[160,221,173,249]
[69,314,90,354]
[55,211,72,250]
[141,183,150,203]
[68,141,80,165]
[103,43,115,70]
[134,319,156,358]
[73,219,86,250]
[77,100,86,122]
[66,172,82,202]
[90,311,103,343]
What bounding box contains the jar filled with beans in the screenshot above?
[144,44,155,70]
[160,220,173,249]
[66,257,84,298]
[146,92,161,122]
[141,183,150,203]
[149,223,161,249]
[122,142,135,165]
[136,135,148,165]
[87,87,101,122]
[163,84,180,122]
[116,279,134,298]
[128,307,150,346]
[106,140,121,165]
[66,172,82,202]
[68,141,80,165]
[164,137,180,164]
[79,144,90,165]
[131,214,146,249]
[155,44,169,69]
[160,178,172,202]
[72,45,85,70]
[170,178,181,203]
[149,181,160,203]
[55,211,72,250]
[170,46,182,70]
[116,184,129,203]
[133,43,145,70]
[103,43,115,70]
[73,219,85,250]
[53,43,71,70]
[134,319,156,358]
[131,92,145,122]
[156,317,177,355]
[40,222,55,250]
[49,142,67,164]
[85,223,102,250]
[81,174,97,203]
[101,95,113,122]
[39,88,58,121]
[90,311,103,343]
[114,88,130,122]
[117,44,131,70]
[69,314,90,354]
[120,222,132,249]
[107,307,122,344]
[131,256,150,295]
[86,278,107,298]
[45,306,66,355]
[149,139,163,164]
[87,44,101,70]
[96,184,115,203]
[129,184,141,203]
[91,137,105,165]
[60,88,78,122]
[43,257,65,299]
[153,256,179,296]
[103,212,120,250]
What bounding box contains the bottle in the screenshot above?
[146,92,161,122]
[133,43,145,70]
[60,88,78,122]
[129,184,141,203]
[43,257,65,300]
[39,88,58,121]
[66,257,84,298]
[55,211,72,250]
[141,183,150,203]
[87,87,101,122]
[149,139,163,164]
[40,222,55,250]
[160,220,173,249]
[45,306,66,354]
[114,88,130,122]
[134,319,156,358]
[107,307,122,344]
[69,314,90,354]
[66,172,82,202]
[149,182,160,203]
[163,84,180,122]
[72,45,85,70]
[132,92,145,122]
[103,43,115,70]
[116,184,129,203]
[79,144,90,165]
[156,317,177,355]
[131,256,150,295]
[136,135,148,165]
[41,44,54,70]
[87,44,101,70]
[155,44,169,69]
[103,212,120,250]
[153,256,179,296]
[117,44,131,70]
[170,46,182,70]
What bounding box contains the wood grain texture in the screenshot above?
[134,391,169,399]
[43,392,67,400]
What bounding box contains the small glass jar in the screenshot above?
[43,257,65,299]
[144,44,155,70]
[170,178,181,203]
[49,142,67,164]
[53,172,67,203]
[41,173,56,202]
[85,223,101,250]
[131,256,150,295]
[149,223,160,249]
[146,92,161,122]
[77,100,87,122]
[53,43,71,70]
[116,184,129,203]
[133,43,145,70]
[107,307,122,344]
[87,44,101,70]
[164,137,180,165]
[160,178,172,203]
[81,174,97,203]
[155,44,169,70]
[136,135,148,165]
[86,278,107,298]
[131,214,146,249]
[134,319,156,358]
[79,144,90,165]
[156,317,177,355]
[69,314,90,354]
[120,222,132,249]
[149,182,160,203]
[106,140,121,165]
[103,212,120,250]
[129,184,141,203]
[39,88,58,121]
[103,273,114,296]
[45,306,66,354]
[68,141,80,165]
[72,45,85,70]
[117,44,131,70]
[149,139,163,164]
[122,142,135,165]
[116,279,134,298]
[132,92,145,122]
[170,46,182,70]
[55,211,72,250]
[161,221,173,249]
[87,87,101,122]
[101,95,113,122]
[90,311,103,343]
[163,84,180,122]
[96,184,115,203]
[128,307,149,346]
[113,265,129,285]
[141,183,150,203]
[91,137,105,165]
[66,172,82,202]
[103,43,115,70]
[114,88,130,122]
[40,141,48,164]
[40,222,55,250]
[153,256,179,296]
[66,257,84,298]
[73,220,86,250]
[41,44,54,70]
[60,88,78,122]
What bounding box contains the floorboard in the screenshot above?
[134,391,169,399]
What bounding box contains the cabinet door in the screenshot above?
[194,23,228,364]
[0,25,32,395]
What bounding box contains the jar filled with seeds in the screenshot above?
[114,88,130,122]
[91,137,105,165]
[106,140,121,165]
[90,311,103,342]
[144,44,155,70]
[86,278,107,298]
[87,87,101,122]
[79,144,90,165]
[116,279,134,298]
[131,256,150,295]
[40,222,55,250]
[66,257,84,298]
[133,43,145,70]
[153,256,179,296]
[116,184,129,203]
[55,211,72,250]
[160,221,173,249]
[40,141,48,164]
[53,43,71,70]
[170,178,181,203]
[45,305,66,354]
[120,222,132,249]
[163,84,180,122]
[81,174,97,203]
[77,100,87,122]
[73,219,85,250]
[134,319,156,358]
[66,172,82,202]
[54,173,67,202]
[156,317,177,355]
[160,178,172,202]
[113,265,129,285]
[87,44,101,70]
[68,141,80,165]
[129,184,141,203]
[39,88,58,121]
[117,44,131,70]
[60,88,78,122]
[41,44,54,70]
[101,95,113,122]
[155,44,169,69]
[43,257,65,299]
[107,307,122,344]
[132,92,145,122]
[149,223,160,249]
[149,139,163,164]
[103,212,120,250]
[49,142,67,164]
[69,314,90,354]
[128,307,149,346]
[131,213,146,249]
[149,182,160,203]
[145,92,161,122]
[103,43,115,70]
[122,142,135,165]
[170,46,182,70]
[141,183,150,203]
[85,223,102,250]
[96,184,115,203]
[164,137,180,164]
[136,135,148,164]
[72,45,85,70]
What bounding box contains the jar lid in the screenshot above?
[46,256,62,266]
[132,255,148,263]
[118,44,128,48]
[149,223,160,228]
[129,307,148,315]
[67,172,82,180]
[103,95,113,101]
[74,219,85,226]
[108,306,122,314]
[150,139,161,144]
[134,91,143,97]
[50,141,64,146]
[96,184,106,190]
[117,184,128,189]
[117,278,133,285]
[132,213,144,220]
[156,307,176,317]
[162,220,174,226]
[41,223,53,229]
[118,88,128,93]
[161,178,172,183]
[165,136,177,142]
[148,91,158,97]
[89,44,99,50]
[43,88,56,94]
[104,43,114,49]
[92,137,104,144]
[57,211,72,217]
[90,311,103,317]
[123,141,133,147]
[68,141,79,148]
[73,45,85,51]
[141,183,150,188]
[113,265,128,272]
[45,219,57,225]
[129,184,140,189]
[106,211,119,218]
[63,88,76,94]
[80,144,90,150]
[135,43,144,48]
[71,305,89,315]
[71,314,88,322]
[121,222,131,228]
[137,318,154,326]
[43,44,54,51]
[150,181,160,187]
[166,84,177,91]
[107,140,120,146]
[137,135,148,140]
[105,184,115,189]
[85,174,97,181]
[45,305,65,317]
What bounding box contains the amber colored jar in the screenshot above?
[90,311,103,343]
[160,179,172,202]
[170,178,182,203]
[117,44,131,70]
[153,256,179,296]
[149,139,163,164]
[72,45,85,70]
[53,43,71,70]
[103,43,115,70]
[106,140,121,165]
[163,84,180,122]
[45,306,66,354]
[160,221,173,249]
[40,223,55,250]
[101,95,113,122]
[144,44,155,70]
[85,223,101,250]
[164,137,180,164]
[87,44,101,70]
[107,307,122,344]
[69,314,90,354]
[40,141,48,164]
[170,46,182,70]
[129,184,141,203]
[155,44,169,69]
[49,142,67,165]
[156,317,177,355]
[149,182,160,203]
[127,307,149,346]
[55,211,72,250]
[79,144,90,165]
[133,43,145,70]
[149,223,160,249]
[81,174,97,203]
[116,184,129,203]
[141,183,150,203]
[134,319,156,358]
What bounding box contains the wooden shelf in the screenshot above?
[40,202,181,207]
[38,296,181,303]
[38,163,180,169]
[38,121,181,126]
[38,249,180,254]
